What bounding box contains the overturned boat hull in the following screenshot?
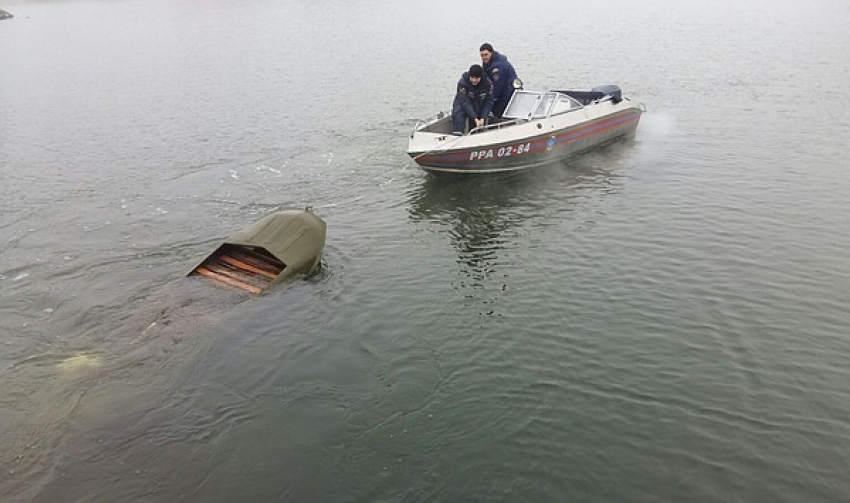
[188,208,326,294]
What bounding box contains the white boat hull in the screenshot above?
[407,92,643,174]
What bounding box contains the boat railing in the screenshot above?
[468,117,527,135]
[413,111,450,132]
[413,112,524,137]
[467,94,586,135]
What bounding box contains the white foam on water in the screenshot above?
[639,111,676,138]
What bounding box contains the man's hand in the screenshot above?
[475,118,484,128]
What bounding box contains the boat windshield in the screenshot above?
[551,95,573,115]
[532,93,558,118]
[502,91,572,120]
[502,91,543,120]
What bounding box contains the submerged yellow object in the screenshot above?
[57,353,103,375]
[188,208,326,293]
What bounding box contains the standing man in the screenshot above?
[452,64,494,135]
[479,43,519,118]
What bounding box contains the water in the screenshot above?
[2,0,850,500]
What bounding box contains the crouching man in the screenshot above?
[451,64,494,135]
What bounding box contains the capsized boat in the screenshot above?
[188,208,326,294]
[407,84,645,174]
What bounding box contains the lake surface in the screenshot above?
[2,0,850,500]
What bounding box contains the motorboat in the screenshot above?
[407,84,644,174]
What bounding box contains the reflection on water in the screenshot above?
[406,152,629,309]
[408,172,535,284]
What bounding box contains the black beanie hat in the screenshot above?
[469,64,483,78]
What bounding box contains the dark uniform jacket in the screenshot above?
[482,51,519,117]
[451,72,494,133]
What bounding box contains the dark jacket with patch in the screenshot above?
[482,51,518,117]
[452,72,495,121]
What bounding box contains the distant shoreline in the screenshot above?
[0,8,13,20]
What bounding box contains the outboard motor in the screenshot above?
[591,84,622,103]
